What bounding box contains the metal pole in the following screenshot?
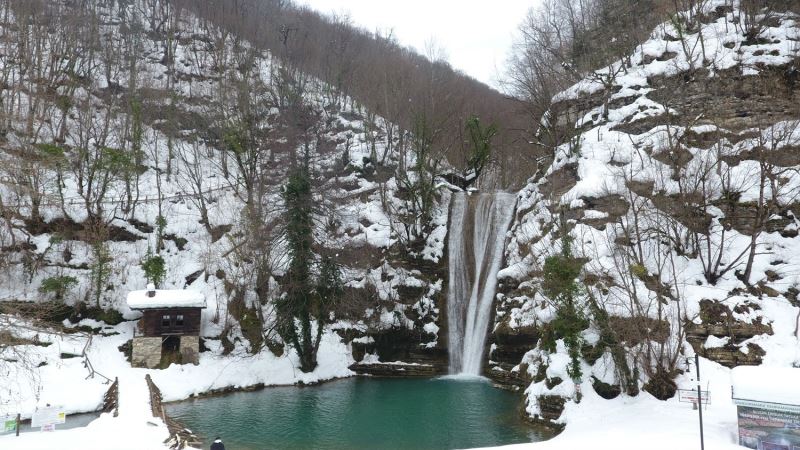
[15,413,20,437]
[696,353,705,450]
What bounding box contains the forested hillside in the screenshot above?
[0,0,495,375]
[1,1,800,449]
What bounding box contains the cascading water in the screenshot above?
[447,192,517,375]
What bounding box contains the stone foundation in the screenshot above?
[131,335,201,368]
[132,337,162,368]
[179,335,200,365]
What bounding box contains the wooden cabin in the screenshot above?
[127,284,206,369]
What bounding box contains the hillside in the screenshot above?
[491,0,800,433]
[0,0,459,397]
[1,0,800,449]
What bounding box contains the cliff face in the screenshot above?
[491,1,800,426]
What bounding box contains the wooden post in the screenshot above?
[696,353,705,450]
[15,413,20,437]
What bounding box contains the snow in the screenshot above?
[2,0,800,449]
[704,335,730,349]
[496,1,800,448]
[484,393,741,450]
[481,355,745,450]
[0,318,354,449]
[126,288,206,310]
[731,366,800,406]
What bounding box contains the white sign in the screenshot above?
[678,389,711,405]
[31,406,66,428]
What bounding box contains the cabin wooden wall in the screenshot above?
[140,308,202,336]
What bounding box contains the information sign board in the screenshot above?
[678,389,710,405]
[31,406,66,428]
[2,417,16,434]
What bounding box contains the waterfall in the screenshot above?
[447,192,517,375]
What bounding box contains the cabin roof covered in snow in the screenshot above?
[126,289,206,310]
[731,366,800,406]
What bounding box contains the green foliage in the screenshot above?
[140,252,166,288]
[277,167,317,372]
[55,95,72,113]
[74,303,125,326]
[316,255,343,310]
[629,263,647,280]
[155,215,167,232]
[239,307,264,353]
[130,98,143,157]
[284,170,314,269]
[277,168,344,372]
[223,125,247,155]
[542,235,583,305]
[101,147,134,172]
[35,143,66,160]
[541,233,587,381]
[465,115,497,179]
[155,215,167,250]
[39,276,78,300]
[542,256,582,304]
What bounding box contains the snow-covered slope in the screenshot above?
[0,0,451,426]
[0,0,448,351]
[491,0,800,430]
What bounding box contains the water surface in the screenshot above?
[166,377,551,450]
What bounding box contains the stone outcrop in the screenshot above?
[536,395,567,423]
[685,300,773,368]
[348,362,442,377]
[646,65,799,133]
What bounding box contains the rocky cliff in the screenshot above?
[490,0,800,427]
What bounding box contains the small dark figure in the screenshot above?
[210,437,225,450]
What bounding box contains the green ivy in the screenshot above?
[542,233,587,381]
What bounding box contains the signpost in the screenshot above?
[697,354,705,450]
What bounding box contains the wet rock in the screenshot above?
[348,362,442,377]
[591,376,621,400]
[643,369,677,400]
[699,343,766,368]
[536,395,567,422]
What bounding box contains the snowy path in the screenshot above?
[1,386,171,450]
[1,374,172,450]
[0,325,173,450]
